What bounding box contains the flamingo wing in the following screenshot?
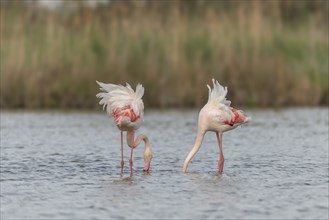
[206,79,250,125]
[96,81,145,123]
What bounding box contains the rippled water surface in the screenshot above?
[1,108,328,219]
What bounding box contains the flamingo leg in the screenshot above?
[120,131,124,176]
[129,131,135,176]
[216,132,224,173]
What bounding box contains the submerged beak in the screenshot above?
[143,160,151,172]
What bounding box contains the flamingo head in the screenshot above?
[143,161,151,172]
[143,149,152,172]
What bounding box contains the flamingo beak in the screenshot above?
[143,160,151,172]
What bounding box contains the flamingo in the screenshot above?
[96,81,152,176]
[183,79,251,173]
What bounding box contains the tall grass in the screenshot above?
[1,1,328,109]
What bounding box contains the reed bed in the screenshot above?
[1,1,328,109]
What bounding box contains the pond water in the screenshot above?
[1,108,328,219]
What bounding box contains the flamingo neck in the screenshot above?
[126,131,152,171]
[183,128,206,173]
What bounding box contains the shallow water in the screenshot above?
[1,108,328,219]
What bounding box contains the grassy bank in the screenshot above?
[1,1,328,109]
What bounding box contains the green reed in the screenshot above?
[1,2,328,109]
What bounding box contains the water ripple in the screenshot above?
[1,108,328,219]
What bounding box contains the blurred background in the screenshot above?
[1,0,328,109]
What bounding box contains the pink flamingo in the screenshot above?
[96,81,152,176]
[183,79,251,173]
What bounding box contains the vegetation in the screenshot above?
[1,1,328,109]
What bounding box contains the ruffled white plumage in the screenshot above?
[206,79,234,120]
[96,81,144,118]
[207,78,231,106]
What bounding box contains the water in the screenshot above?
[1,108,328,219]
